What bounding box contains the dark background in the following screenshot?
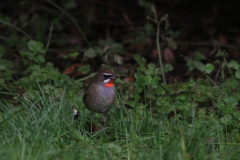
[1,0,240,82]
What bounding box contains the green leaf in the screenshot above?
[64,52,79,59]
[186,59,195,71]
[220,77,240,89]
[138,75,152,86]
[46,62,54,68]
[235,69,240,79]
[152,76,161,88]
[194,61,204,70]
[223,96,238,108]
[150,4,156,15]
[165,30,181,38]
[84,48,96,58]
[37,55,45,63]
[0,59,14,69]
[20,51,35,57]
[26,89,40,100]
[70,52,79,57]
[145,63,155,75]
[145,23,155,34]
[166,37,177,49]
[48,68,61,80]
[30,65,41,71]
[7,33,18,47]
[216,50,226,57]
[54,88,64,94]
[78,65,90,74]
[138,0,151,13]
[194,52,206,61]
[175,101,192,112]
[198,108,207,120]
[64,1,77,9]
[0,46,5,57]
[0,65,7,70]
[94,46,103,55]
[98,38,124,54]
[222,88,232,95]
[156,86,165,95]
[157,97,171,109]
[109,43,124,54]
[0,72,13,81]
[181,78,195,89]
[228,60,240,70]
[133,55,146,66]
[163,63,174,73]
[220,114,232,125]
[196,79,208,86]
[199,63,214,74]
[160,14,170,29]
[138,0,145,6]
[217,101,232,113]
[44,84,54,94]
[176,94,189,101]
[135,35,146,43]
[29,72,45,82]
[214,59,221,64]
[28,40,46,54]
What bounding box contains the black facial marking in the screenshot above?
[103,74,112,79]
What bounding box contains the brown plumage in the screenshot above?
[83,68,117,133]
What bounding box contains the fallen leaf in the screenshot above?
[163,48,175,65]
[219,34,227,44]
[151,49,158,59]
[63,64,81,74]
[114,54,123,64]
[122,69,136,83]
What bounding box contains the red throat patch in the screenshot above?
[104,79,114,87]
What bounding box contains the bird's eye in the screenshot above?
[103,74,112,79]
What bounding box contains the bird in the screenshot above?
[83,68,117,133]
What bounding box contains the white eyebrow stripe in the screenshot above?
[103,73,112,76]
[103,78,111,83]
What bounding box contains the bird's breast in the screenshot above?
[85,84,116,113]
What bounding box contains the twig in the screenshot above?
[223,56,231,73]
[177,41,240,50]
[75,72,97,82]
[45,22,53,51]
[148,6,167,84]
[0,35,8,41]
[156,19,166,84]
[0,20,32,40]
[122,13,134,28]
[214,63,222,81]
[22,96,39,110]
[191,59,220,90]
[45,0,91,48]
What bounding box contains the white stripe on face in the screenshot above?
[103,73,112,76]
[103,78,111,83]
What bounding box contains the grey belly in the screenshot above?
[88,86,115,113]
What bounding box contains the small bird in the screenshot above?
[83,68,117,133]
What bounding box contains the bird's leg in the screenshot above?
[91,112,94,133]
[103,113,107,128]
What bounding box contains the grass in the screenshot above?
[1,1,240,159]
[1,86,240,160]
